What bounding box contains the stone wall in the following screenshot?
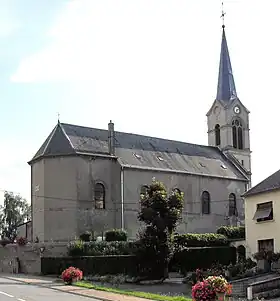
[230,272,276,297]
[0,242,68,275]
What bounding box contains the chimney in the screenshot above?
[108,120,115,155]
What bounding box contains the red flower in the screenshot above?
[61,267,83,284]
[192,280,216,300]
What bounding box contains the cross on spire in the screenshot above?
[221,2,226,28]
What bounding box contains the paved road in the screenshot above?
[0,277,98,301]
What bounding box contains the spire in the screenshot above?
[216,22,237,102]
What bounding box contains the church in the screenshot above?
[29,25,252,242]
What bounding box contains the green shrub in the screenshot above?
[41,255,137,276]
[67,240,136,256]
[79,231,92,242]
[174,233,228,249]
[171,246,236,273]
[216,226,245,240]
[105,229,128,242]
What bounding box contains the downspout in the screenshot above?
[120,167,124,230]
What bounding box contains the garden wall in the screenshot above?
[0,243,68,274]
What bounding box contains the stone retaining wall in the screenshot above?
[230,272,276,297]
[0,242,68,274]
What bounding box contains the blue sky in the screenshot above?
[0,0,279,201]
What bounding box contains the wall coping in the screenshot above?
[230,272,275,284]
[249,276,280,287]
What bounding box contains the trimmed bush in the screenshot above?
[67,240,135,256]
[105,229,127,242]
[171,246,236,273]
[174,233,228,248]
[216,226,245,240]
[79,231,92,242]
[41,255,137,276]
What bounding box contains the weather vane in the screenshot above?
[221,2,226,28]
[57,112,60,122]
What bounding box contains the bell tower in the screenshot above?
[206,23,251,178]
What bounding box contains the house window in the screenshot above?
[94,183,105,209]
[215,124,221,146]
[232,119,243,150]
[229,193,237,216]
[253,201,273,222]
[258,239,274,252]
[201,191,210,214]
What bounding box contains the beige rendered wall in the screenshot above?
[245,190,280,257]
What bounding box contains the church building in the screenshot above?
[29,25,251,242]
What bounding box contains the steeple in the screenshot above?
[216,25,237,102]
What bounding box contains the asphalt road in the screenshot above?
[0,277,98,301]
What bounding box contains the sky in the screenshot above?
[0,0,278,202]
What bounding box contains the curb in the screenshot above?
[0,275,117,301]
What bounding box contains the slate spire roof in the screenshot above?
[216,26,237,103]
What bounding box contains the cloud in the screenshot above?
[11,0,97,83]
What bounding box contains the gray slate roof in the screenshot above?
[216,26,237,103]
[30,122,247,181]
[243,169,280,197]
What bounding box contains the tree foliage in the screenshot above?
[137,179,184,279]
[0,191,31,240]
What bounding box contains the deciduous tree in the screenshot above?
[0,191,31,240]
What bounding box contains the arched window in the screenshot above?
[232,119,243,150]
[172,188,181,194]
[201,191,210,214]
[215,124,221,146]
[94,183,105,209]
[140,185,149,196]
[229,193,237,216]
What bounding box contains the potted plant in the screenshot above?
[206,276,231,301]
[192,280,216,301]
[61,267,83,285]
[17,237,27,246]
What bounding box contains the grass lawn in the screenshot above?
[74,281,192,301]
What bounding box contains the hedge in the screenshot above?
[170,246,237,273]
[41,255,138,276]
[174,233,229,248]
[105,229,128,242]
[67,241,135,256]
[216,226,245,240]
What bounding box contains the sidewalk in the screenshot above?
[1,274,156,301]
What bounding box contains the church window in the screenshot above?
[140,185,149,197]
[201,191,210,214]
[232,119,243,150]
[94,183,105,209]
[229,193,237,216]
[215,124,221,146]
[172,188,181,194]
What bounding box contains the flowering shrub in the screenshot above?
[61,267,83,284]
[192,280,216,300]
[17,237,27,246]
[192,275,232,300]
[206,276,229,293]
